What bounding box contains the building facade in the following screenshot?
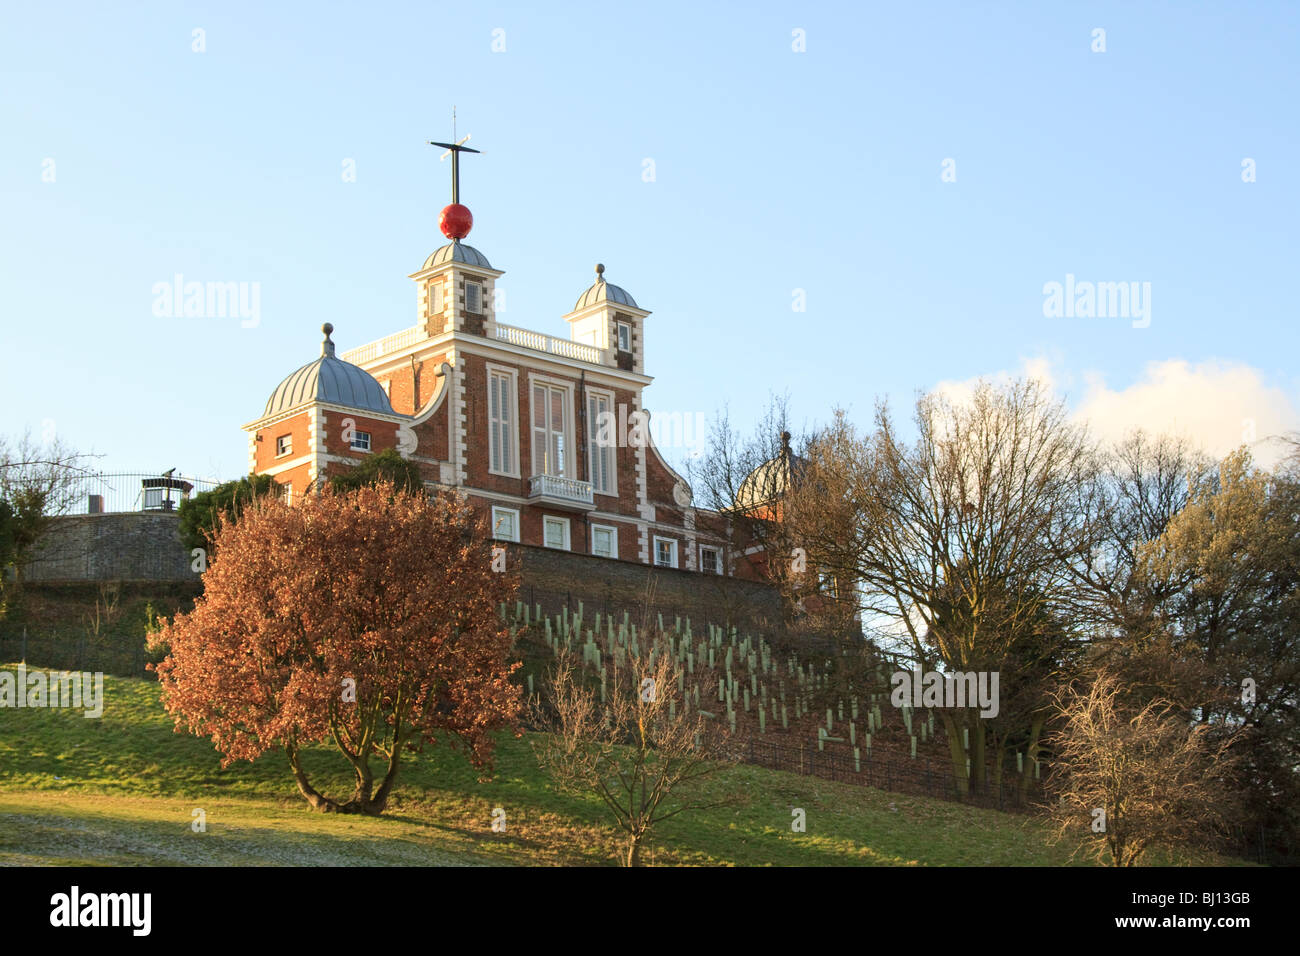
[243,216,746,578]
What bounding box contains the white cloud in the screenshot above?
[935,357,1300,469]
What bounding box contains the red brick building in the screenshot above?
[243,213,752,578]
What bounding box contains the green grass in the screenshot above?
[0,667,1243,866]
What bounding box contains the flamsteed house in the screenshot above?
[242,162,752,581]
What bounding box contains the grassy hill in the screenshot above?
[0,667,1239,867]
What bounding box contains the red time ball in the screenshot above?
[439,203,473,240]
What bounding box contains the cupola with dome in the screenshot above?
[263,324,396,418]
[734,432,806,519]
[243,323,413,502]
[564,263,651,375]
[573,263,639,311]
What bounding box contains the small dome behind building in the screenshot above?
[734,432,804,513]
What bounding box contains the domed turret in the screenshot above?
[263,324,396,417]
[574,263,639,311]
[421,241,493,272]
[734,432,804,514]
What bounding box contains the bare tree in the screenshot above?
[0,430,98,597]
[1054,429,1210,641]
[775,380,1098,794]
[532,645,738,866]
[1046,669,1239,866]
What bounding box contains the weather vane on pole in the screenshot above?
[427,108,481,239]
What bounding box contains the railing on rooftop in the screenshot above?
[59,473,222,515]
[496,324,604,365]
[338,321,606,368]
[339,325,427,365]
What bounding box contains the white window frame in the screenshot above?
[543,515,571,551]
[699,544,722,575]
[275,434,292,457]
[527,374,576,479]
[486,364,520,478]
[491,505,520,543]
[429,280,442,314]
[350,430,371,452]
[586,386,618,497]
[591,523,618,559]
[653,535,678,569]
[465,280,482,314]
[616,321,631,352]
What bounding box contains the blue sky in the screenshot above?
[3,1,1298,481]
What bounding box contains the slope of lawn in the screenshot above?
[0,667,1242,866]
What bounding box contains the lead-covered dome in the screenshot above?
[422,240,493,271]
[574,263,638,311]
[734,433,804,513]
[263,324,396,417]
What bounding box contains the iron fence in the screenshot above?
[59,472,221,515]
[0,627,155,678]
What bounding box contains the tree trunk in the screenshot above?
[287,744,341,812]
[367,746,405,815]
[626,836,642,867]
[1020,713,1045,800]
[940,712,968,795]
[971,715,987,790]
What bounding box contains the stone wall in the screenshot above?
[23,513,197,584]
[508,543,782,634]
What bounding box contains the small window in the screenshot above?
[700,545,721,575]
[543,516,570,551]
[275,434,292,457]
[465,282,482,314]
[591,524,617,559]
[275,481,291,504]
[491,506,520,543]
[617,322,631,352]
[818,568,839,598]
[429,281,442,313]
[654,536,678,569]
[350,430,371,452]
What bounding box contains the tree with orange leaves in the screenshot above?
[148,480,522,814]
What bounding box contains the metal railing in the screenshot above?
[59,473,221,515]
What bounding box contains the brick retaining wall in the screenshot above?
[19,518,784,634]
[508,544,782,633]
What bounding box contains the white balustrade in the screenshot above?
[496,324,603,365]
[528,473,594,506]
[340,325,427,365]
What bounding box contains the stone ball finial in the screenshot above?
[595,263,605,278]
[322,322,334,337]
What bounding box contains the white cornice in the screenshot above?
[408,260,504,281]
[243,401,411,432]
